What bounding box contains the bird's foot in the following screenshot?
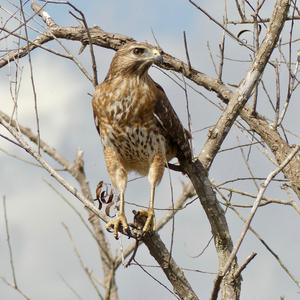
[105,213,129,239]
[142,209,155,234]
[133,209,155,236]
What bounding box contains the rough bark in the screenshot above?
[183,161,241,300]
[243,109,300,198]
[143,233,199,300]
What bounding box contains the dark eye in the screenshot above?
[133,47,145,55]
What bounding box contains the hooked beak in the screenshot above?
[152,48,163,64]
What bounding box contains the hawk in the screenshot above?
[92,42,192,239]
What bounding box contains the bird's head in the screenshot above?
[107,42,163,78]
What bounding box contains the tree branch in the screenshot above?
[0,115,108,222]
[143,232,199,300]
[210,145,300,300]
[0,110,118,299]
[199,0,290,170]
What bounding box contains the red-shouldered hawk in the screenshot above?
[92,42,192,239]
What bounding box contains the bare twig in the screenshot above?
[133,259,180,300]
[30,1,94,83]
[230,206,300,288]
[182,74,193,155]
[218,186,300,214]
[216,176,287,187]
[235,0,246,21]
[0,115,109,223]
[142,233,199,300]
[3,196,17,288]
[199,0,290,170]
[19,0,41,154]
[188,0,254,52]
[233,252,257,279]
[191,235,214,258]
[0,147,41,167]
[183,31,192,71]
[210,145,300,299]
[59,274,84,300]
[124,239,139,268]
[206,41,218,76]
[217,30,226,82]
[277,2,299,126]
[250,11,260,115]
[219,141,262,153]
[62,1,98,86]
[228,15,300,24]
[62,223,104,300]
[272,60,281,128]
[1,196,31,300]
[238,137,260,190]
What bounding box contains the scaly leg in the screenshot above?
[105,189,129,239]
[141,182,155,233]
[141,153,165,234]
[104,148,129,239]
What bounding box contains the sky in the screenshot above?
[1,1,300,299]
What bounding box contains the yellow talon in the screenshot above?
[137,209,155,234]
[105,213,129,239]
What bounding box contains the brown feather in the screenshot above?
[153,82,192,162]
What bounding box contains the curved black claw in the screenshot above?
[105,213,129,239]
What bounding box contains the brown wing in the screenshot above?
[153,83,192,162]
[92,87,102,136]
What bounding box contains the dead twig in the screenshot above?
[210,145,300,299]
[19,0,41,154]
[1,196,31,300]
[230,206,300,289]
[62,223,104,300]
[0,115,109,223]
[233,252,257,279]
[183,31,192,71]
[60,1,98,87]
[199,0,290,170]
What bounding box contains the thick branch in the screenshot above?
[114,182,196,269]
[183,160,241,300]
[243,108,300,199]
[143,233,199,300]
